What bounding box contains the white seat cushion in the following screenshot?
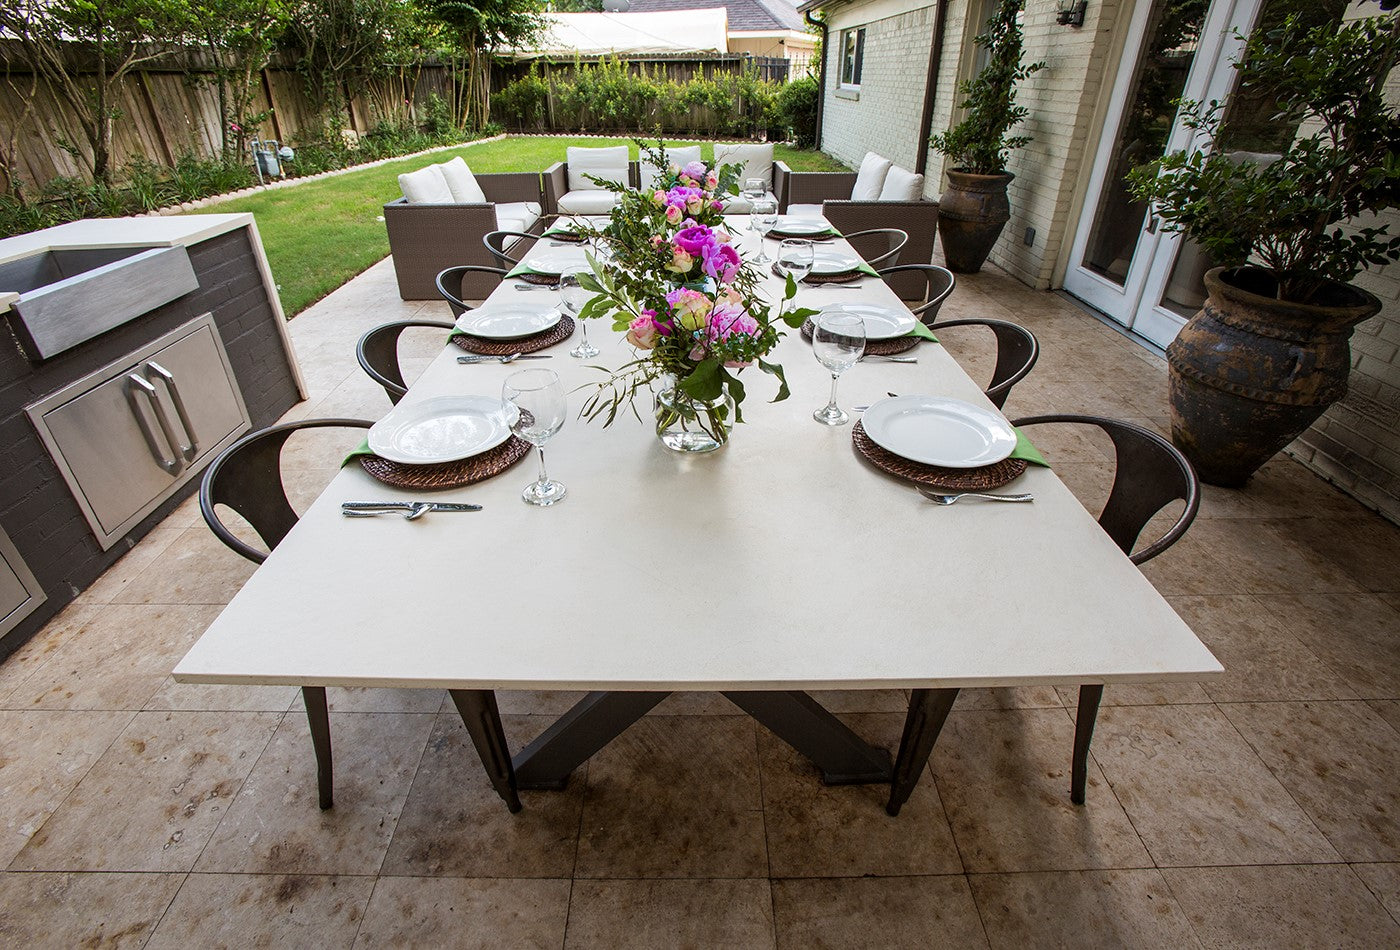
[566,146,629,192]
[642,145,703,188]
[720,191,777,214]
[398,165,454,204]
[879,164,925,201]
[439,156,486,203]
[785,203,825,219]
[851,152,893,201]
[494,201,542,234]
[713,143,774,190]
[557,190,619,215]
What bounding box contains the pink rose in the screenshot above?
[627,314,659,349]
[710,200,723,212]
[705,172,719,189]
[652,189,666,206]
[686,196,704,214]
[666,288,713,331]
[713,228,732,244]
[665,204,682,224]
[666,246,695,274]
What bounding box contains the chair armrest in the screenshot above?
[784,171,859,207]
[773,161,791,210]
[543,162,567,213]
[478,172,544,204]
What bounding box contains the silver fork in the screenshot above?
[458,353,524,364]
[859,355,918,363]
[917,488,1034,505]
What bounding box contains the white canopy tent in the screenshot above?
[504,10,730,59]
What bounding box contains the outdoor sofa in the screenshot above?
[544,143,787,216]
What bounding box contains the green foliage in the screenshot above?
[284,0,422,119]
[1127,11,1400,303]
[929,0,1044,174]
[771,74,819,148]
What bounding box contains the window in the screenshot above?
[839,28,865,88]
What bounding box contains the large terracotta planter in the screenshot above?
[936,169,1013,273]
[1167,266,1381,487]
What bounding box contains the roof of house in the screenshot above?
[504,10,729,59]
[623,0,805,33]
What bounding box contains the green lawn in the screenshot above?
[194,135,848,317]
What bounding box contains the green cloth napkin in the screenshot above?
[343,438,374,467]
[506,261,556,280]
[856,261,882,278]
[907,322,938,343]
[1011,428,1049,467]
[542,225,587,239]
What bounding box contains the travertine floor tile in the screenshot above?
[1351,862,1400,920]
[0,710,132,867]
[325,686,446,714]
[11,710,280,872]
[1370,699,1400,733]
[1055,680,1212,708]
[0,604,103,706]
[1280,514,1400,593]
[145,873,373,948]
[1090,704,1339,867]
[143,677,300,713]
[1163,864,1400,949]
[1183,519,1365,594]
[495,689,590,715]
[575,715,767,879]
[933,709,1150,872]
[954,686,1063,710]
[108,528,257,605]
[969,869,1200,949]
[79,527,185,604]
[196,711,434,875]
[1222,701,1400,862]
[1257,593,1400,699]
[761,713,961,878]
[565,879,774,949]
[773,875,987,949]
[0,871,184,946]
[354,876,569,948]
[382,713,583,878]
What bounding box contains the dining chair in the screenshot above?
[928,319,1039,410]
[436,264,508,319]
[886,414,1200,817]
[843,227,908,269]
[877,264,956,322]
[200,418,523,814]
[482,229,540,268]
[356,319,456,405]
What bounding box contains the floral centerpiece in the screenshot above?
[574,142,814,452]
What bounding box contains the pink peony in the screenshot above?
[708,302,758,342]
[683,160,709,181]
[672,224,715,257]
[701,241,741,284]
[711,200,724,212]
[713,228,732,244]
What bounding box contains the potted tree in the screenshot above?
[929,0,1043,273]
[1129,9,1399,486]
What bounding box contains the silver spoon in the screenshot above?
[918,488,1034,505]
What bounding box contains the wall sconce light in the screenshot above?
[1056,0,1087,27]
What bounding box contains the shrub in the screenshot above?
[772,74,819,148]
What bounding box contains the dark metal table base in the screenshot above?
[511,690,893,791]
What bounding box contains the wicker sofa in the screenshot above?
[384,171,546,300]
[774,161,939,300]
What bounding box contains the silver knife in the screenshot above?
[457,354,553,363]
[342,501,482,512]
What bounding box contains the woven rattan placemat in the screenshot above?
[770,263,865,285]
[359,435,532,490]
[851,420,1027,491]
[451,315,575,355]
[768,228,838,241]
[801,318,921,356]
[514,271,558,285]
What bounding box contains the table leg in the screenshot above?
[722,691,893,785]
[512,691,670,790]
[301,686,333,810]
[886,688,958,817]
[1071,684,1104,805]
[449,689,522,813]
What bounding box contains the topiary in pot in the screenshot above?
[1128,8,1400,486]
[929,0,1043,273]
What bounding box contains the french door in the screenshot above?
[1062,0,1345,348]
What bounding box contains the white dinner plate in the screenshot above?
[456,305,562,340]
[862,396,1018,468]
[521,247,589,275]
[810,248,864,275]
[773,217,831,236]
[815,303,916,341]
[368,395,519,465]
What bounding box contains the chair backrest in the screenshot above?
[436,265,508,318]
[930,318,1038,410]
[713,142,775,190]
[641,145,703,188]
[482,229,538,268]
[878,264,955,322]
[844,228,908,269]
[1011,414,1200,564]
[356,319,455,404]
[201,418,373,564]
[566,145,630,191]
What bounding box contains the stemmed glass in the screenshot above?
[812,312,866,426]
[749,196,779,265]
[502,368,567,506]
[777,239,814,285]
[559,266,597,359]
[742,177,766,202]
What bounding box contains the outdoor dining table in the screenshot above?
[174,218,1222,817]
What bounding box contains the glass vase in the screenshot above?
[655,386,733,454]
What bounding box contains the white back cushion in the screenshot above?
[399,164,454,204]
[643,145,703,187]
[567,146,629,191]
[439,156,486,203]
[713,143,774,189]
[851,152,893,201]
[879,164,925,201]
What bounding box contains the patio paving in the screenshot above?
[2,256,1399,947]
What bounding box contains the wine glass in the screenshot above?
[502,368,567,506]
[559,266,598,359]
[750,196,779,265]
[742,177,766,201]
[812,312,866,426]
[777,239,814,285]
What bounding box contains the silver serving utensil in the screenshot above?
[918,488,1034,505]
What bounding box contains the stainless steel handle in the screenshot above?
[145,361,198,461]
[125,374,182,474]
